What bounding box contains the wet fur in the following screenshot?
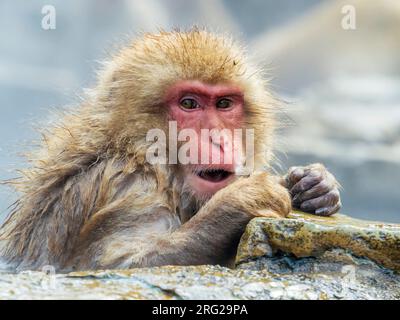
[0,29,290,271]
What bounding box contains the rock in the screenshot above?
[235,211,400,300]
[0,212,399,299]
[236,211,400,271]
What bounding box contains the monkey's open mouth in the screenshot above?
[196,169,233,183]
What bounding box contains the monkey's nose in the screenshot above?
[210,130,230,146]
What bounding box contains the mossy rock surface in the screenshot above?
[236,211,400,271]
[1,262,399,300]
[0,212,399,299]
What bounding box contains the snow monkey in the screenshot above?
[0,30,341,271]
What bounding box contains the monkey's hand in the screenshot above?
[217,172,292,218]
[284,163,341,216]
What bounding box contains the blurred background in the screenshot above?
[0,0,399,222]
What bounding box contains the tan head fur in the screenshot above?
[0,28,283,270]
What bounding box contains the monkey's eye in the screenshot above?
[180,98,199,110]
[216,98,232,109]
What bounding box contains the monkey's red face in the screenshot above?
[164,80,245,197]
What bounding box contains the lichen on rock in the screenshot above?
[236,211,400,272]
[0,211,399,299]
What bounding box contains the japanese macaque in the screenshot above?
[0,30,341,272]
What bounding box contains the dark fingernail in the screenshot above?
[315,208,327,215]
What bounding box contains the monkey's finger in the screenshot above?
[294,181,332,203]
[303,163,326,175]
[299,190,340,214]
[315,201,342,216]
[286,166,305,186]
[290,173,322,196]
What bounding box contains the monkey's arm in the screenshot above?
[67,173,291,270]
[280,163,341,216]
[141,174,290,268]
